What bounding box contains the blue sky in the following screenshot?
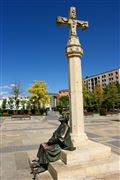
[0,0,119,96]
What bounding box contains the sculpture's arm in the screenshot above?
[58,124,69,142]
[77,20,88,31]
[56,16,68,25]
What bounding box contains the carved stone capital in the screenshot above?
[66,45,83,58]
[66,36,83,58]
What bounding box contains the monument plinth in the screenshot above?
[48,7,119,180]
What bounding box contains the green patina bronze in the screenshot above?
[30,115,75,179]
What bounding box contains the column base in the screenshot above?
[61,140,111,165]
[70,132,88,147]
[48,140,119,180]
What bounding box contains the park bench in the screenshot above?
[11,114,31,120]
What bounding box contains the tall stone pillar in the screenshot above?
[66,35,88,147]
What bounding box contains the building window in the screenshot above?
[102,75,106,78]
[116,71,118,74]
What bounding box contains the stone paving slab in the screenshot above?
[0,144,40,153]
[0,112,120,180]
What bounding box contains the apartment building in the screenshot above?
[84,68,120,91]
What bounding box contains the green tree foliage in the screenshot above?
[83,82,120,112]
[11,81,22,100]
[26,100,31,112]
[28,80,50,112]
[83,84,94,111]
[8,97,14,110]
[59,95,69,108]
[103,82,120,111]
[15,99,20,110]
[2,99,7,110]
[93,84,103,112]
[11,81,22,113]
[21,99,26,110]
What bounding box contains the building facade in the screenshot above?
[0,96,28,110]
[84,68,120,91]
[49,90,70,109]
[59,89,69,97]
[49,93,59,110]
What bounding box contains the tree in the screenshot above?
[11,81,23,113]
[15,99,20,111]
[59,95,69,108]
[83,84,94,111]
[8,97,14,110]
[11,81,22,100]
[21,99,26,110]
[103,82,120,111]
[93,84,103,112]
[2,98,7,110]
[26,100,31,112]
[28,80,50,113]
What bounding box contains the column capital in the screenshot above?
[66,36,83,58]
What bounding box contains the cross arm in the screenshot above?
[77,20,88,31]
[56,16,68,26]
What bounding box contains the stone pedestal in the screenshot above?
[48,141,119,180]
[60,140,111,166]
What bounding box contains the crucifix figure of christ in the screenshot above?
[57,7,89,147]
[57,7,88,37]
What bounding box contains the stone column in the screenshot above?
[66,35,88,147]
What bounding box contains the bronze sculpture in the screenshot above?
[29,115,75,179]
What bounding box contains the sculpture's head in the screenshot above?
[59,115,69,124]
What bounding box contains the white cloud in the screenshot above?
[0,85,10,89]
[10,84,15,87]
[0,84,12,98]
[0,91,8,95]
[0,84,15,90]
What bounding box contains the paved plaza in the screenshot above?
[0,111,119,180]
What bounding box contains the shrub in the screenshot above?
[2,112,9,116]
[17,110,21,115]
[99,108,107,116]
[8,110,13,115]
[31,109,35,115]
[39,108,45,115]
[24,109,28,114]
